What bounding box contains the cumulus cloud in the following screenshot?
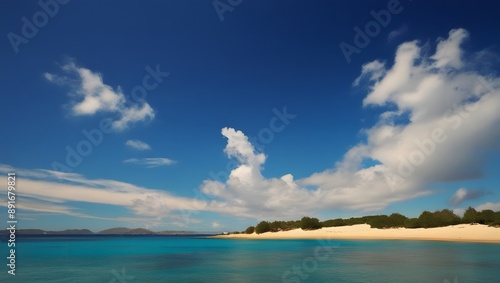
[451,188,486,206]
[19,29,500,223]
[476,202,500,211]
[303,28,499,208]
[45,61,155,131]
[200,128,424,219]
[431,28,469,69]
[453,208,465,218]
[201,128,314,218]
[201,128,427,219]
[113,104,154,131]
[200,28,500,219]
[123,158,176,168]
[125,139,151,150]
[349,28,499,187]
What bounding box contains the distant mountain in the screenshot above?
[128,228,155,234]
[98,227,155,234]
[98,227,132,234]
[0,227,203,235]
[48,229,93,235]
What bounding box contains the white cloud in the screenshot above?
[44,72,54,81]
[476,202,500,211]
[45,61,155,131]
[199,128,424,219]
[388,25,408,41]
[353,60,386,86]
[68,64,123,115]
[431,28,468,69]
[212,222,221,229]
[0,164,238,225]
[453,208,465,218]
[19,29,500,222]
[123,158,176,168]
[201,128,317,218]
[112,103,155,131]
[302,28,499,210]
[0,198,103,219]
[361,40,421,106]
[451,188,486,206]
[125,139,151,151]
[201,28,500,219]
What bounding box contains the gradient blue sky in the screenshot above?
[1,0,500,232]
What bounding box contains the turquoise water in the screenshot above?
[1,235,499,282]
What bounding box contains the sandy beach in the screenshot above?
[216,224,500,243]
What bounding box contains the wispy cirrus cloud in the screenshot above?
[0,197,105,220]
[123,158,176,168]
[0,164,234,226]
[125,139,151,150]
[388,25,408,41]
[44,60,155,131]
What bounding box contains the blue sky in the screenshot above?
[1,0,500,232]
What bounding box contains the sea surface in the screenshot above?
[1,235,499,282]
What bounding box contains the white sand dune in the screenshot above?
[217,224,500,243]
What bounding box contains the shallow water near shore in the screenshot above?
[1,235,499,282]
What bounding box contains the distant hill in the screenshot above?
[98,227,132,234]
[0,227,202,235]
[48,229,93,235]
[98,227,155,234]
[128,228,155,234]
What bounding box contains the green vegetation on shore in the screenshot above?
[244,207,500,234]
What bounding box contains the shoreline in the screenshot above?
[213,224,500,243]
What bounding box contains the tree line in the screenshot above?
[241,207,500,234]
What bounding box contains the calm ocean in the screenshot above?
[1,235,499,282]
